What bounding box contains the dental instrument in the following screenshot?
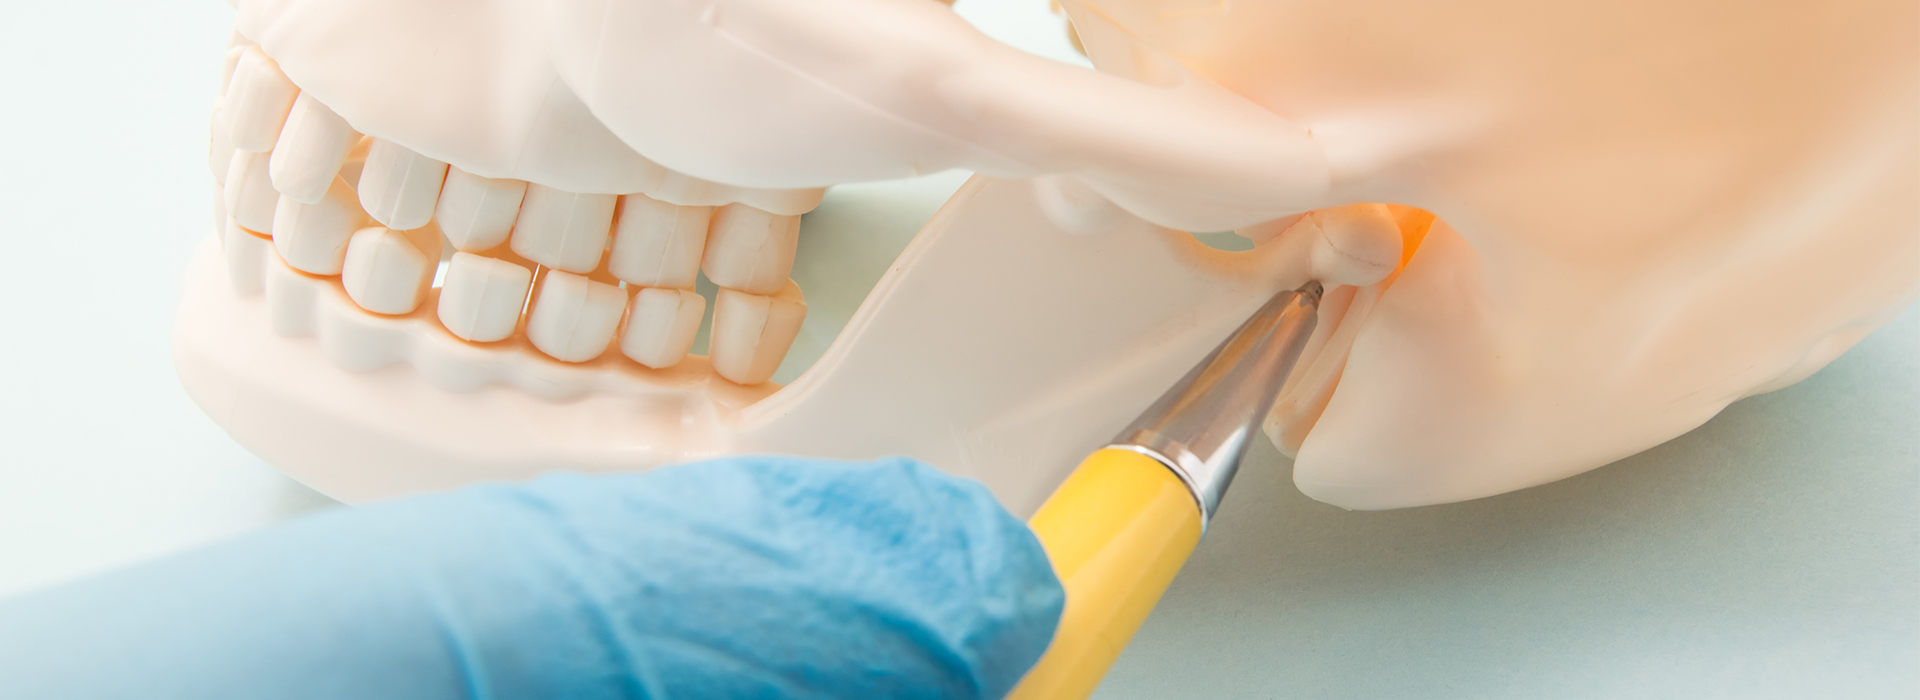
[1009,281,1324,699]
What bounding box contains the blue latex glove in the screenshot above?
[0,456,1064,699]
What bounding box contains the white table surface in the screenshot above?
[2,2,1914,698]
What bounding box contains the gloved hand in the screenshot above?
[0,456,1064,699]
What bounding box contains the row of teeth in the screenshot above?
[208,42,818,386]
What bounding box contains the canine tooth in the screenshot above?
[221,220,271,297]
[710,281,807,385]
[525,270,625,362]
[509,185,617,273]
[219,47,299,153]
[436,252,532,342]
[341,226,440,315]
[357,139,449,231]
[619,287,705,369]
[209,112,236,185]
[437,169,528,252]
[608,195,711,290]
[224,149,278,234]
[272,176,369,276]
[701,203,800,295]
[269,93,358,205]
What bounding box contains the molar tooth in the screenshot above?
[710,281,807,385]
[436,252,533,342]
[269,93,359,205]
[436,168,528,252]
[221,220,271,297]
[224,149,278,234]
[272,176,370,276]
[218,47,299,153]
[701,203,800,295]
[608,195,711,290]
[357,138,449,231]
[509,185,617,273]
[341,226,441,315]
[619,287,705,369]
[525,269,625,362]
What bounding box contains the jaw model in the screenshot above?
[179,0,1918,514]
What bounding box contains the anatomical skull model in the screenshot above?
[179,0,1918,515]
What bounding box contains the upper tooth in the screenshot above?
[218,47,299,153]
[509,185,617,273]
[356,139,449,231]
[524,269,625,362]
[619,287,706,369]
[709,280,807,385]
[269,93,359,205]
[341,226,441,315]
[436,252,532,342]
[608,195,711,290]
[209,112,236,185]
[224,149,278,234]
[436,168,528,253]
[701,203,800,295]
[272,176,370,276]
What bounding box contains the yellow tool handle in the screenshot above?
[1004,448,1204,700]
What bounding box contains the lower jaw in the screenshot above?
[180,175,1353,516]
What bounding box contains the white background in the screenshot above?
[0,1,1913,698]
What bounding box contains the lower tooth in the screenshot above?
[701,203,800,295]
[619,287,705,369]
[224,149,278,234]
[340,226,441,315]
[272,176,369,276]
[221,220,271,297]
[437,168,528,252]
[608,195,711,290]
[509,185,617,273]
[436,252,533,342]
[709,280,807,385]
[525,269,625,362]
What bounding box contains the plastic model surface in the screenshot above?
[179,0,1919,514]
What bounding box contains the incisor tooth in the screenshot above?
[273,176,369,276]
[341,226,441,315]
[209,112,236,185]
[609,195,711,290]
[437,168,528,253]
[219,47,299,153]
[357,139,448,231]
[436,252,532,342]
[701,203,800,295]
[525,270,625,362]
[270,93,359,205]
[221,220,271,297]
[509,185,616,273]
[224,149,278,234]
[710,281,807,385]
[619,287,705,369]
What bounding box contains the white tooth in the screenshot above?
[619,287,706,369]
[700,203,800,295]
[272,176,370,276]
[340,226,441,315]
[525,270,625,362]
[509,185,617,273]
[221,220,270,297]
[269,93,359,205]
[209,111,236,185]
[219,47,299,153]
[218,45,245,98]
[608,195,711,290]
[436,168,528,253]
[356,138,449,231]
[212,184,226,235]
[436,252,532,342]
[224,149,278,234]
[709,281,807,385]
[338,136,372,189]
